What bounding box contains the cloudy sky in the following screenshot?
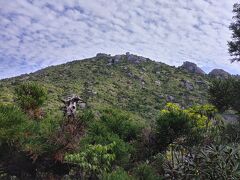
[0,0,239,79]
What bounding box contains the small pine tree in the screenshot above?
[209,78,240,113]
[208,79,233,112]
[228,3,240,62]
[15,82,47,118]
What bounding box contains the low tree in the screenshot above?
[156,103,193,150]
[209,78,240,113]
[208,79,233,112]
[0,104,29,144]
[156,103,218,150]
[15,82,47,119]
[228,3,240,62]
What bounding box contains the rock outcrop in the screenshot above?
[209,69,230,78]
[180,79,194,91]
[180,61,205,75]
[107,52,147,65]
[96,53,111,58]
[166,95,175,102]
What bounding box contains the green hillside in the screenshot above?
[0,53,210,121]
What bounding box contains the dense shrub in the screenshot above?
[209,78,240,113]
[220,122,240,143]
[20,115,61,155]
[133,163,161,180]
[15,82,47,118]
[99,108,143,141]
[156,103,218,150]
[82,108,143,167]
[103,168,133,180]
[83,127,133,167]
[156,103,194,150]
[164,144,240,179]
[0,104,29,143]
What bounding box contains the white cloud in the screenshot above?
[0,0,240,79]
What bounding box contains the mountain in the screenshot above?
[0,53,212,121]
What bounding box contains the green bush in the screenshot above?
[0,104,29,143]
[65,142,116,178]
[82,108,142,167]
[99,108,143,141]
[83,129,133,167]
[196,145,240,179]
[156,103,193,149]
[15,82,47,118]
[156,103,218,149]
[20,115,60,154]
[133,163,161,180]
[103,168,133,180]
[220,123,240,143]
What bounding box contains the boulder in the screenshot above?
[155,80,161,86]
[141,67,146,71]
[180,79,194,91]
[79,102,86,109]
[196,80,206,85]
[222,113,239,124]
[108,55,122,65]
[166,95,175,102]
[180,61,205,75]
[127,72,133,77]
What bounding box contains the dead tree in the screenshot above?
[51,95,86,161]
[61,95,84,119]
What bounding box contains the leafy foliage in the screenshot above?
[156,103,193,149]
[164,144,240,179]
[155,103,219,151]
[81,108,144,167]
[99,108,143,141]
[65,142,116,178]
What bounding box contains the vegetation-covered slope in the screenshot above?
[0,53,210,121]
